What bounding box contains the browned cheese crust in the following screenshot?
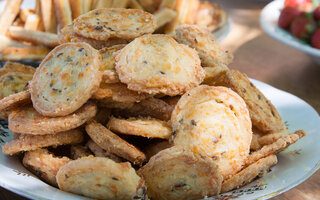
[221,155,278,193]
[2,129,84,155]
[107,116,172,139]
[9,102,97,135]
[175,24,233,68]
[210,70,287,134]
[22,148,71,187]
[73,8,156,40]
[56,157,147,200]
[85,120,146,165]
[115,34,204,96]
[30,42,102,117]
[138,146,223,200]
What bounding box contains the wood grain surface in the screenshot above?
[0,0,319,199]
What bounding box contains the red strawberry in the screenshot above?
[311,29,320,48]
[290,16,316,40]
[278,7,301,29]
[313,6,320,20]
[285,0,313,12]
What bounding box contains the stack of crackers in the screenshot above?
[0,0,227,61]
[0,6,305,200]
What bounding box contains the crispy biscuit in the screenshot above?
[171,85,252,179]
[211,70,287,134]
[107,117,172,139]
[99,44,126,83]
[195,3,228,32]
[30,42,102,117]
[56,157,147,200]
[73,8,156,40]
[115,34,204,96]
[0,91,31,114]
[2,129,84,155]
[0,61,36,77]
[8,102,97,135]
[86,139,122,162]
[58,24,130,49]
[22,148,71,187]
[92,83,150,103]
[138,146,222,200]
[221,155,278,193]
[175,24,233,68]
[85,120,146,165]
[70,145,92,159]
[0,72,33,99]
[245,130,305,167]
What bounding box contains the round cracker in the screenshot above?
[0,90,31,113]
[107,117,172,139]
[85,120,146,166]
[8,102,97,135]
[171,85,252,179]
[56,157,147,200]
[2,129,84,155]
[30,42,102,117]
[23,148,71,187]
[138,146,223,200]
[115,34,205,96]
[73,8,156,40]
[175,24,233,68]
[58,24,130,49]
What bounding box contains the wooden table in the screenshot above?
[0,0,319,199]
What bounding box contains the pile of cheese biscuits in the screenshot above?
[0,0,226,61]
[0,8,305,200]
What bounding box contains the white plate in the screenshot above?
[260,0,320,63]
[0,79,319,200]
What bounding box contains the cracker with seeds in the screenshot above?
[73,8,156,40]
[30,42,102,117]
[115,34,204,96]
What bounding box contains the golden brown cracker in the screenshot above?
[8,102,97,135]
[115,34,204,96]
[23,148,71,187]
[85,120,146,165]
[30,42,102,117]
[86,139,122,162]
[73,8,156,40]
[107,117,172,139]
[2,129,84,155]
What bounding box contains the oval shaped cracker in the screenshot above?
[175,24,233,68]
[73,8,156,40]
[23,148,71,187]
[2,129,84,155]
[56,157,147,200]
[0,90,31,119]
[30,42,102,117]
[138,146,223,200]
[115,34,205,96]
[58,24,130,49]
[171,85,252,179]
[85,120,146,165]
[9,102,97,135]
[107,117,172,139]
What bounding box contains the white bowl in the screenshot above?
[260,0,320,63]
